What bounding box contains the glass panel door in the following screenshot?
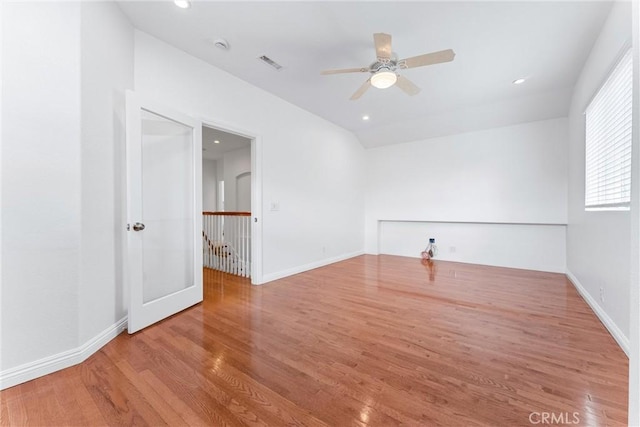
[126,92,202,333]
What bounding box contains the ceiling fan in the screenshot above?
[321,33,455,100]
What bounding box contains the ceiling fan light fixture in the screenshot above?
[371,70,397,89]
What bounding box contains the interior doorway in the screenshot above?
[202,126,251,212]
[201,125,258,282]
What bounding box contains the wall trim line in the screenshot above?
[261,251,365,284]
[0,317,127,390]
[566,269,629,356]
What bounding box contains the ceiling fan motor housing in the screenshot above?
[370,53,399,73]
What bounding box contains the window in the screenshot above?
[585,48,633,210]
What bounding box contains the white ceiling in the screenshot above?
[117,1,613,147]
[202,126,251,160]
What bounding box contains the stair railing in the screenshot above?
[203,212,251,278]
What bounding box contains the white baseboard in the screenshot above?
[566,270,629,356]
[0,317,127,390]
[260,250,365,284]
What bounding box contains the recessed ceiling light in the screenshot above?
[512,78,526,85]
[362,115,370,121]
[174,0,191,9]
[214,140,220,144]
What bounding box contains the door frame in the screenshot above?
[201,119,263,285]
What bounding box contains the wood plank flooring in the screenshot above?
[0,255,628,426]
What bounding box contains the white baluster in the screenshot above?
[202,213,253,277]
[245,215,249,278]
[242,216,246,277]
[236,216,240,275]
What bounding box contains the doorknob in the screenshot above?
[132,222,145,231]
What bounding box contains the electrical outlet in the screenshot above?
[321,246,326,255]
[270,201,280,211]
[599,286,605,303]
[450,246,457,253]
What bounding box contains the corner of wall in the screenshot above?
[0,317,127,390]
[565,0,632,366]
[566,269,629,356]
[261,250,365,284]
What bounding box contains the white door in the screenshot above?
[126,91,202,333]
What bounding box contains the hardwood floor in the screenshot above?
[1,255,628,426]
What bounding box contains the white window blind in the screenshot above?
[585,48,633,210]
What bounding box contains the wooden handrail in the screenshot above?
[203,211,251,216]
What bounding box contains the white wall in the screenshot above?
[1,1,133,387]
[566,1,632,350]
[380,221,566,273]
[236,172,251,212]
[223,146,250,212]
[134,31,366,282]
[203,147,251,213]
[79,0,133,346]
[202,159,217,211]
[365,118,568,272]
[2,1,82,373]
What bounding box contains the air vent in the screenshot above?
[258,55,283,71]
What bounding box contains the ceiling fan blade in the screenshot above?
[350,78,372,100]
[395,75,421,96]
[400,49,456,69]
[373,33,392,61]
[321,67,368,75]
